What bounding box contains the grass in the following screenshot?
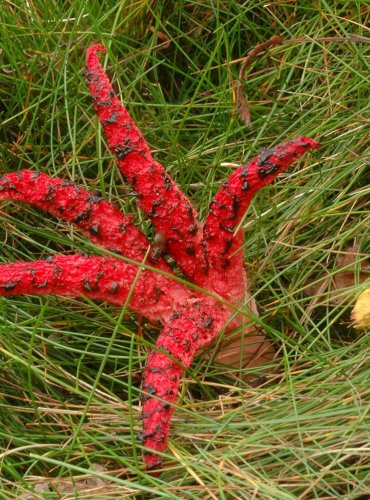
[0,0,369,497]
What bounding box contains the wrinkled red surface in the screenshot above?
[0,254,192,324]
[85,45,203,281]
[201,136,320,298]
[0,43,320,472]
[0,170,152,263]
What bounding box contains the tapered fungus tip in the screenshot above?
[144,452,163,475]
[296,136,321,150]
[86,44,106,60]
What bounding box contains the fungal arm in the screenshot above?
[85,46,203,279]
[0,254,193,324]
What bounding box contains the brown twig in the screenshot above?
[236,35,283,127]
[193,35,370,75]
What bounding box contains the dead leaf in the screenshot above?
[19,464,119,498]
[351,289,370,329]
[212,293,276,379]
[149,26,171,49]
[305,244,370,304]
[215,327,276,370]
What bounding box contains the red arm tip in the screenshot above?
[85,44,106,66]
[86,44,106,56]
[292,136,321,151]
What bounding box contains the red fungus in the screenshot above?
[0,44,320,472]
[0,254,193,324]
[200,136,320,299]
[85,45,203,281]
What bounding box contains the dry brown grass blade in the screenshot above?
[235,35,283,126]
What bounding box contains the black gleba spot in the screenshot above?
[2,280,20,291]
